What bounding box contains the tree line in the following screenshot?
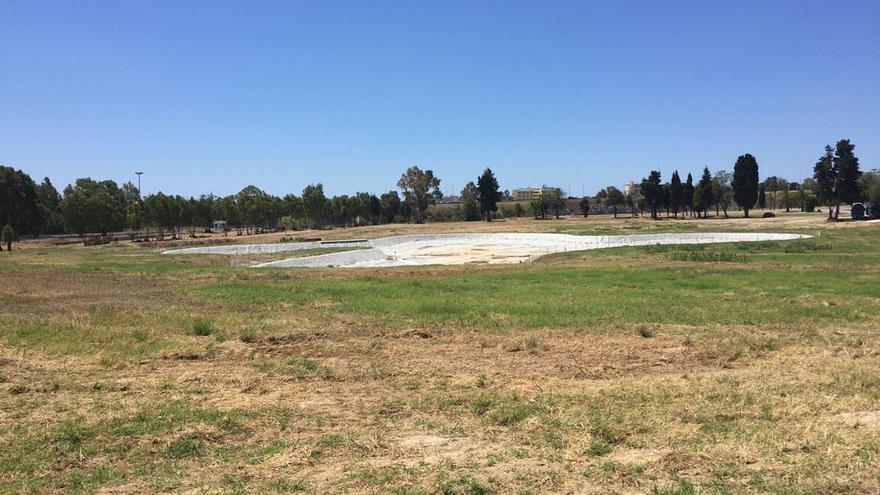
[0,165,469,244]
[584,140,876,220]
[2,139,876,248]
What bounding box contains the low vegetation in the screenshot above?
[0,215,878,493]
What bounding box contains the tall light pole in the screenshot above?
[135,171,143,196]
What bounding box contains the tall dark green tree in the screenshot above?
[693,167,715,217]
[812,145,835,220]
[832,139,861,219]
[732,154,759,217]
[669,171,683,218]
[0,166,39,236]
[640,171,663,219]
[476,167,501,221]
[683,173,695,217]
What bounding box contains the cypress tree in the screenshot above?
[732,154,759,217]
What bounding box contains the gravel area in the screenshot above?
[190,232,814,268]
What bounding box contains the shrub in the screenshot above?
[587,441,613,457]
[190,319,214,336]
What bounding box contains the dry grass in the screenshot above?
[1,212,878,494]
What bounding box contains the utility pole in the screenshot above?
[135,171,144,196]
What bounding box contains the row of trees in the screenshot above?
[0,164,453,240]
[626,140,873,220]
[1,140,874,242]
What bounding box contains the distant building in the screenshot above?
[623,181,639,196]
[439,195,462,204]
[212,220,227,231]
[512,186,560,201]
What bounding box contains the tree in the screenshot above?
[778,178,790,212]
[61,178,126,235]
[683,173,695,217]
[380,190,401,223]
[712,170,733,218]
[578,197,590,217]
[693,167,715,217]
[397,166,442,224]
[1,225,16,251]
[732,154,759,217]
[302,184,328,229]
[541,188,565,219]
[476,168,501,221]
[0,166,39,236]
[832,139,862,219]
[460,182,480,221]
[812,145,835,220]
[758,186,766,209]
[601,186,625,218]
[640,171,662,219]
[528,197,546,219]
[669,171,683,218]
[36,177,64,235]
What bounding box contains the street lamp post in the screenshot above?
[135,171,143,196]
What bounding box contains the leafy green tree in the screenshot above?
[528,197,547,219]
[541,188,565,219]
[302,184,328,228]
[460,182,480,221]
[283,194,304,222]
[578,197,590,217]
[0,166,39,236]
[832,139,862,219]
[36,177,64,234]
[812,145,835,219]
[640,171,663,219]
[758,185,766,209]
[693,167,715,217]
[778,178,791,212]
[61,178,126,235]
[1,225,16,251]
[712,170,733,217]
[476,167,501,221]
[732,154,759,217]
[600,186,625,218]
[380,190,401,223]
[397,166,442,224]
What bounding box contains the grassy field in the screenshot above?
[1,213,878,494]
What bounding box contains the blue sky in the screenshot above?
[2,0,878,197]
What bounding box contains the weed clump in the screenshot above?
[165,435,205,459]
[668,252,748,263]
[190,319,214,336]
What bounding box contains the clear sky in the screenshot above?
[2,0,878,198]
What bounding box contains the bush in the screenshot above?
[190,319,214,336]
[804,196,818,212]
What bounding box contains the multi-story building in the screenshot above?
[623,181,639,196]
[512,186,560,201]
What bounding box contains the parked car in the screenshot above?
[851,202,866,220]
